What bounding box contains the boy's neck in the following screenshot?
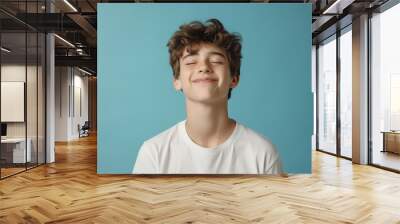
[185,100,236,148]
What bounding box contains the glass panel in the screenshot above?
[27,31,38,169]
[390,75,400,130]
[371,3,400,171]
[1,31,27,178]
[38,32,45,165]
[340,28,352,158]
[312,46,317,150]
[318,36,337,154]
[0,1,46,178]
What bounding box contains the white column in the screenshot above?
[46,33,55,163]
[46,1,55,163]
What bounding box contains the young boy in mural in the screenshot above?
[133,19,283,174]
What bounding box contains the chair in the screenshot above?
[79,121,90,138]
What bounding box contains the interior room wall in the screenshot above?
[1,64,44,164]
[55,66,89,141]
[55,66,70,141]
[72,71,89,138]
[1,64,41,139]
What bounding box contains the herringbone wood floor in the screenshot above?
[1,134,400,224]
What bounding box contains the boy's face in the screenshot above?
[173,43,239,104]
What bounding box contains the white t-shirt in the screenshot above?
[133,120,283,174]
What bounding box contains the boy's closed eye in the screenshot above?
[185,60,197,65]
[209,55,225,64]
[182,55,197,65]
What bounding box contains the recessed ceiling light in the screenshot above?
[1,47,11,53]
[322,0,354,15]
[54,34,75,48]
[78,67,93,76]
[63,0,78,12]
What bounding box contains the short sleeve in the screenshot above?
[265,157,283,175]
[132,142,159,174]
[263,143,284,175]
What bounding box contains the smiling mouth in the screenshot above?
[192,78,218,83]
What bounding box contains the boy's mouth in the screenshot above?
[192,78,218,83]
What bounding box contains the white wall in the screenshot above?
[1,63,46,164]
[55,66,70,141]
[73,73,89,138]
[1,65,42,137]
[55,67,89,141]
[1,66,26,137]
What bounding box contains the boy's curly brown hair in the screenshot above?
[167,18,242,99]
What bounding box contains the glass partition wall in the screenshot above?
[316,26,353,159]
[370,3,400,172]
[0,31,27,177]
[316,0,400,172]
[0,2,46,179]
[339,27,352,159]
[317,35,337,155]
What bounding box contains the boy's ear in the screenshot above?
[230,75,240,89]
[173,77,182,91]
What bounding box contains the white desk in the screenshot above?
[1,138,32,163]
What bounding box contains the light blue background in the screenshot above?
[98,3,312,174]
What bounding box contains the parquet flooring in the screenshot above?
[1,134,400,223]
[1,167,25,178]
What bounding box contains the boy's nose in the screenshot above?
[198,61,211,73]
[199,68,211,73]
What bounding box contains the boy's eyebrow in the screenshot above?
[182,52,198,60]
[208,51,226,59]
[181,51,226,60]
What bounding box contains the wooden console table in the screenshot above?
[381,131,400,154]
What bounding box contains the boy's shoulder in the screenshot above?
[143,121,183,147]
[237,124,277,154]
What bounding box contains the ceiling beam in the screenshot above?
[67,13,97,46]
[55,55,96,70]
